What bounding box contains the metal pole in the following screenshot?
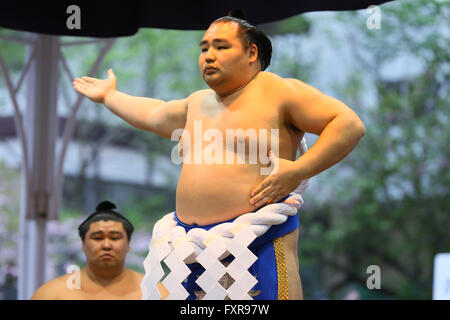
[18,34,59,299]
[17,168,29,299]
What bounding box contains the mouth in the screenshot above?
[101,254,113,259]
[205,67,218,75]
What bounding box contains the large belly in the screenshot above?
[176,84,302,224]
[176,162,264,225]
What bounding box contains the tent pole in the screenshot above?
[18,34,59,299]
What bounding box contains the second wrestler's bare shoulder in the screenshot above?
[31,274,71,300]
[128,269,144,282]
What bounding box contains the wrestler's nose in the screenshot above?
[102,238,112,249]
[205,47,215,63]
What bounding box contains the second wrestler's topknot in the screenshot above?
[78,200,135,240]
[96,200,116,211]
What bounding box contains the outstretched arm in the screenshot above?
[73,69,188,139]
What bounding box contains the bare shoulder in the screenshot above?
[31,274,69,300]
[282,76,327,100]
[258,71,287,85]
[128,269,144,282]
[267,74,334,111]
[256,71,299,95]
[187,88,214,103]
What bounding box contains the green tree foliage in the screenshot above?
[0,29,26,112]
[300,0,449,299]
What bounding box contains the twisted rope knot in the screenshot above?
[150,192,304,264]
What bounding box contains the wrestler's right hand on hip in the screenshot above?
[72,69,117,104]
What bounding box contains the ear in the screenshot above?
[248,43,258,64]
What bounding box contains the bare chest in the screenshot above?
[56,273,142,300]
[58,285,141,300]
[179,88,303,166]
[187,90,282,132]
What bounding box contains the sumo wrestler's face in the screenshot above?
[82,220,130,269]
[199,21,257,89]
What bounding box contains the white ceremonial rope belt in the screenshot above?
[141,192,305,300]
[141,138,310,300]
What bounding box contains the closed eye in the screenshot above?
[200,46,228,52]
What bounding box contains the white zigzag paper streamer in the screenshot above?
[162,238,194,300]
[195,237,228,300]
[225,226,258,300]
[141,237,171,300]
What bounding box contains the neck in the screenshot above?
[215,70,260,102]
[84,264,125,287]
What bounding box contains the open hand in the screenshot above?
[250,151,303,207]
[72,69,117,104]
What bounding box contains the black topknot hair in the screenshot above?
[78,200,134,240]
[228,8,246,20]
[96,200,116,211]
[213,11,272,71]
